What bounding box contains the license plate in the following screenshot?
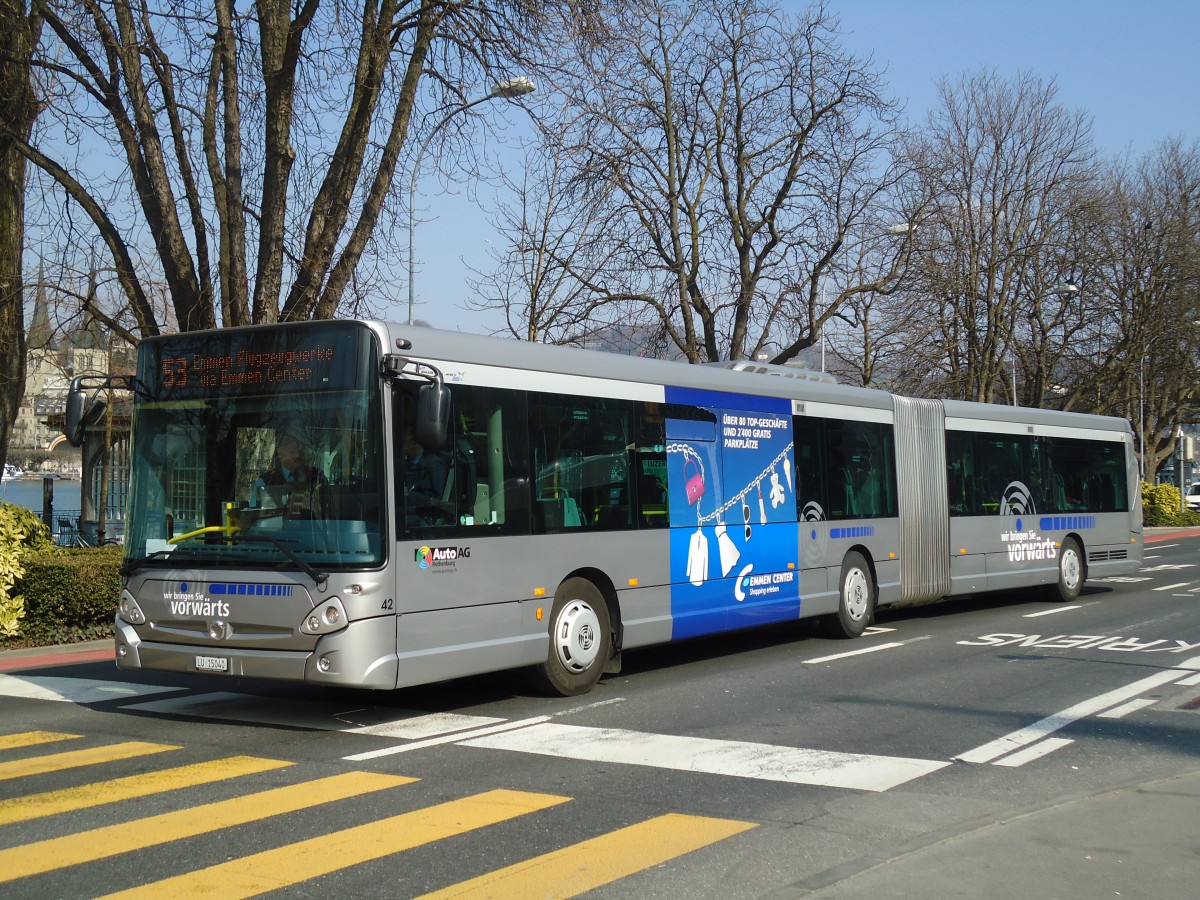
[195,655,229,673]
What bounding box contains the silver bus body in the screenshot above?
[111,321,1142,692]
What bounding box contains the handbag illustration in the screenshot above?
[684,455,706,506]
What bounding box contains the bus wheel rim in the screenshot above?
[554,600,602,673]
[1061,549,1081,590]
[844,569,869,621]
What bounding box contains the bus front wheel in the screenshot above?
[1049,537,1085,602]
[824,551,874,639]
[529,578,612,696]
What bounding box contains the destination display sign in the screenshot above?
[142,322,374,398]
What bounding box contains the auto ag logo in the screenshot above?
[415,546,434,569]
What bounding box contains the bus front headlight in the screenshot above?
[298,596,348,635]
[118,591,147,625]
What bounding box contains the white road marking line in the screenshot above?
[1176,672,1200,686]
[862,626,897,635]
[344,716,552,761]
[462,722,949,792]
[1097,698,1158,719]
[346,714,507,738]
[955,668,1187,764]
[124,691,505,736]
[1023,605,1082,618]
[804,642,905,664]
[0,674,182,704]
[993,737,1074,767]
[1095,576,1151,583]
[342,696,626,762]
[1153,582,1192,592]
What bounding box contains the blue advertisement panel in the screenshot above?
[665,387,799,639]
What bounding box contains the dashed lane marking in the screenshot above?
[956,655,1200,765]
[1023,605,1082,618]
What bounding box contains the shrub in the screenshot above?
[15,545,121,645]
[0,502,55,638]
[1141,482,1200,527]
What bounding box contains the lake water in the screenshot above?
[0,476,82,517]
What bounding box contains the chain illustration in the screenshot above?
[667,441,794,525]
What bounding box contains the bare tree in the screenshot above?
[489,0,911,362]
[15,0,578,337]
[467,127,617,343]
[1059,141,1200,475]
[894,70,1096,403]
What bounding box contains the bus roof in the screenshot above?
[381,322,1132,435]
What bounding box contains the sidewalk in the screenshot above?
[799,770,1200,898]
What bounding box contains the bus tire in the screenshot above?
[528,577,612,697]
[824,551,873,639]
[1049,536,1085,602]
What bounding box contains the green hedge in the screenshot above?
[1141,482,1200,527]
[0,500,120,646]
[17,546,121,645]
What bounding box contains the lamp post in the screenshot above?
[1011,281,1080,406]
[407,76,536,325]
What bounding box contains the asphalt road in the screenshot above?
[2,534,1198,898]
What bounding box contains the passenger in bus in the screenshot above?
[403,426,450,524]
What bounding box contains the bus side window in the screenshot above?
[529,393,639,534]
[792,415,826,521]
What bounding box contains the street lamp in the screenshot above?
[407,76,536,325]
[1011,282,1080,406]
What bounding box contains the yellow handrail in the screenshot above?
[168,524,240,545]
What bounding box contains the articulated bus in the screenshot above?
[67,320,1142,696]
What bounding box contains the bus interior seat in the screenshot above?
[535,496,583,531]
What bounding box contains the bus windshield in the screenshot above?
[124,321,386,572]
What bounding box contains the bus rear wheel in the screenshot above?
[823,551,874,639]
[1048,536,1085,602]
[529,577,612,696]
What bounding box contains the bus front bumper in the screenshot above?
[114,618,400,689]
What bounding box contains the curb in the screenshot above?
[1144,527,1200,543]
[0,639,114,673]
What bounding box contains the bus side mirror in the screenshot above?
[63,376,113,447]
[63,378,89,447]
[415,382,451,449]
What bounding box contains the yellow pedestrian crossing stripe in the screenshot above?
[0,770,413,882]
[0,740,178,781]
[0,730,81,751]
[415,812,758,899]
[0,730,757,897]
[0,755,294,826]
[99,789,572,900]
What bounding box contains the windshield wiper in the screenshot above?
[120,550,175,578]
[226,533,329,589]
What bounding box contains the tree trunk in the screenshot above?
[0,0,38,466]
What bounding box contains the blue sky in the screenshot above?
[412,1,1200,332]
[831,0,1198,156]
